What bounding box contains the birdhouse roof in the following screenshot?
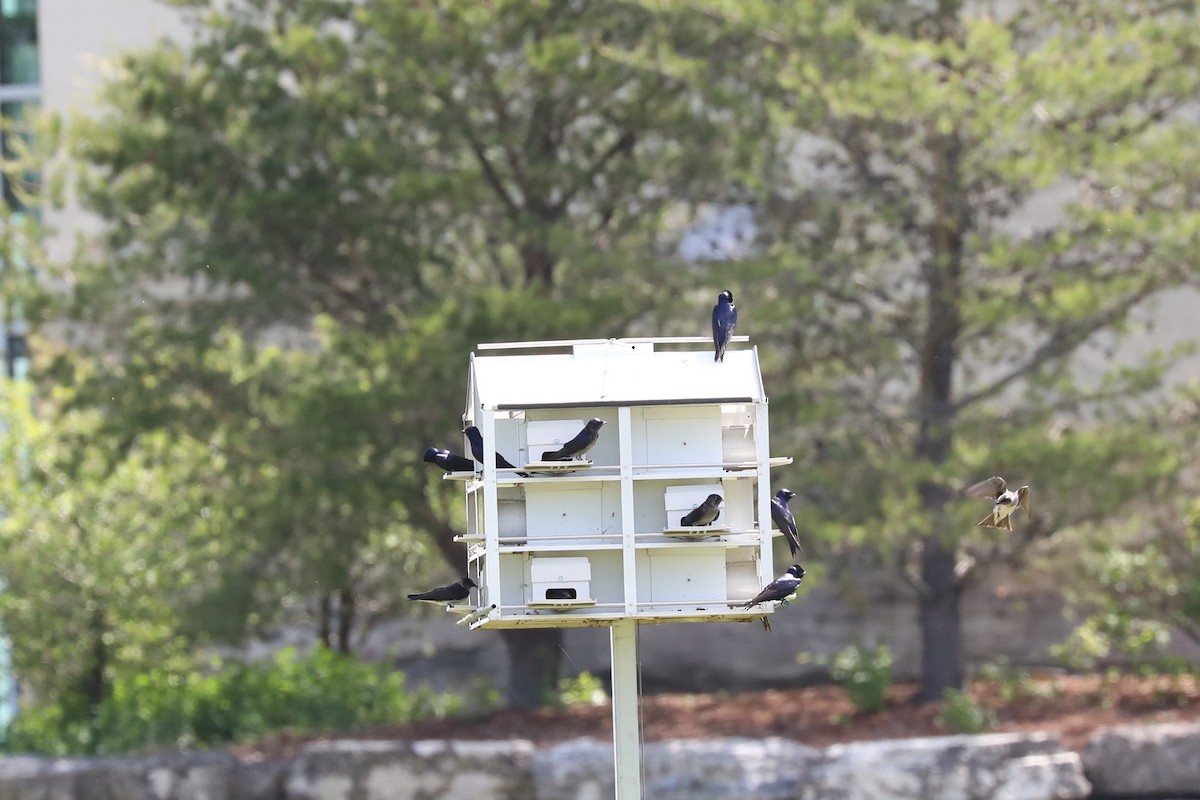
[468,339,765,410]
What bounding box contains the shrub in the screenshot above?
[939,689,997,734]
[553,671,607,708]
[3,646,462,756]
[829,644,893,714]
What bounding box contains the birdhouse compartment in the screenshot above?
[524,480,622,546]
[632,406,723,467]
[663,484,729,532]
[527,419,588,462]
[529,556,593,604]
[720,404,757,463]
[640,550,726,606]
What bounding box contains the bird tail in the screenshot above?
[540,450,559,461]
[406,593,423,600]
[998,515,1014,532]
[976,514,998,528]
[760,616,771,632]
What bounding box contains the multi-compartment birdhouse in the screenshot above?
[446,336,790,630]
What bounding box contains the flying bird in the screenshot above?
[711,289,738,362]
[771,488,803,558]
[463,426,529,477]
[422,447,476,473]
[965,476,1032,532]
[744,564,806,609]
[680,493,723,527]
[407,576,478,604]
[540,418,606,461]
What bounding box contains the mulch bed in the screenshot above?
[231,673,1200,761]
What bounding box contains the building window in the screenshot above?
[0,0,37,87]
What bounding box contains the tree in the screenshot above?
[723,0,1200,699]
[41,0,758,708]
[0,383,220,750]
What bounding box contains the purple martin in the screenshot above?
[771,488,803,558]
[463,426,529,477]
[407,576,478,603]
[711,289,737,362]
[540,418,605,461]
[743,564,805,608]
[965,476,1032,532]
[680,493,723,527]
[423,447,476,473]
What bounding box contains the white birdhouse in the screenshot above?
[447,337,791,630]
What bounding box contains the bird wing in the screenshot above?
[745,577,797,607]
[1017,486,1032,517]
[965,476,1007,499]
[407,583,465,602]
[773,501,802,557]
[542,429,588,460]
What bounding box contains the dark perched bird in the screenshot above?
[771,488,803,558]
[422,447,476,473]
[463,426,529,477]
[541,418,606,461]
[407,576,477,603]
[680,493,723,527]
[965,476,1032,532]
[744,565,806,608]
[711,289,737,362]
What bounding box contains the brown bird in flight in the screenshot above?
[966,476,1031,532]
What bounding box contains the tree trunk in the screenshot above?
[337,587,355,654]
[520,239,554,288]
[82,606,109,754]
[917,532,963,700]
[914,126,966,701]
[499,627,563,709]
[317,591,333,649]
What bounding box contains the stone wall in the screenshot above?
[2,722,1198,800]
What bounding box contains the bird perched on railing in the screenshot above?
[744,564,806,609]
[422,447,475,473]
[407,576,477,604]
[965,476,1031,531]
[711,289,737,362]
[541,418,605,461]
[771,488,803,558]
[463,426,529,477]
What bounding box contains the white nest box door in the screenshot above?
[529,556,593,604]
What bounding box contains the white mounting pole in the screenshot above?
[610,619,642,800]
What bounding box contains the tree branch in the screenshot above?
[953,281,1160,413]
[436,90,522,219]
[551,130,637,216]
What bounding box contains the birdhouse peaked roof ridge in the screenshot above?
[469,338,765,410]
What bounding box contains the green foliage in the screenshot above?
[828,644,894,714]
[2,647,456,756]
[1055,494,1200,669]
[5,0,1199,718]
[975,659,1045,705]
[0,381,218,713]
[27,0,762,709]
[552,671,609,709]
[939,689,997,735]
[701,0,1200,699]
